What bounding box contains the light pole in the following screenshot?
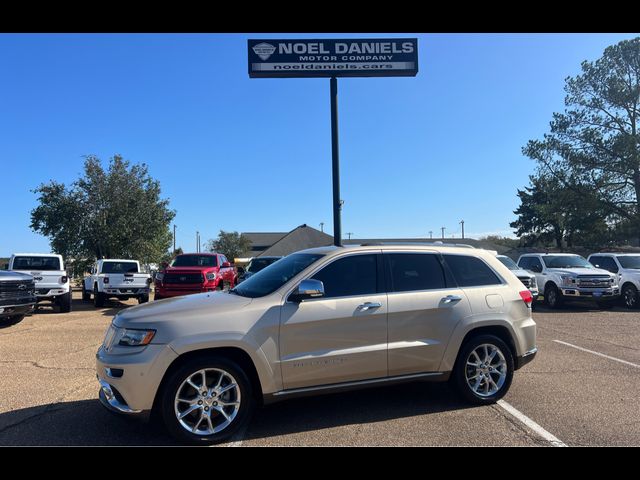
[196,231,200,253]
[346,232,353,240]
[173,225,177,254]
[460,219,465,239]
[429,231,433,239]
[320,222,324,233]
[441,227,446,240]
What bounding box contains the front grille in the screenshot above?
[577,275,613,288]
[0,280,35,300]
[518,276,531,288]
[163,273,204,284]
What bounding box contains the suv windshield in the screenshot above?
[247,257,281,273]
[542,255,592,269]
[12,256,61,271]
[102,262,139,274]
[171,255,217,267]
[497,256,519,270]
[231,253,324,298]
[618,255,640,269]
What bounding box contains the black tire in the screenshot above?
[218,281,225,291]
[93,285,105,308]
[621,283,639,310]
[58,291,72,313]
[154,293,163,301]
[160,356,255,445]
[544,283,563,309]
[138,294,149,304]
[82,284,91,302]
[452,334,514,405]
[0,314,25,327]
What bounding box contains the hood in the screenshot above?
[512,268,534,278]
[0,271,33,281]
[164,266,217,273]
[113,291,252,328]
[547,267,613,276]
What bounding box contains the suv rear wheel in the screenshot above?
[160,356,255,445]
[58,291,72,313]
[453,334,514,404]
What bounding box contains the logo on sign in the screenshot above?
[252,42,276,61]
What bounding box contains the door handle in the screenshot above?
[357,302,382,311]
[441,295,462,304]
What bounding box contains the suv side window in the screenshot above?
[311,254,378,298]
[443,255,502,287]
[386,253,446,292]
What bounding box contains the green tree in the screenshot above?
[206,231,252,262]
[31,154,176,264]
[523,37,640,243]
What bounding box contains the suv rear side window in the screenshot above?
[443,255,502,287]
[311,254,377,298]
[386,253,446,292]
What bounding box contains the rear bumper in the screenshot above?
[103,287,149,296]
[515,347,537,370]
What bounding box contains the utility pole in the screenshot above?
[460,219,465,239]
[441,227,446,240]
[196,231,200,253]
[330,77,342,247]
[320,222,324,233]
[346,232,353,240]
[429,231,433,239]
[173,225,177,254]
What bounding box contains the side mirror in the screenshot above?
[289,279,325,303]
[222,261,231,268]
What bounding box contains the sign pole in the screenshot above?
[330,76,342,247]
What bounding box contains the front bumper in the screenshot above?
[560,287,619,298]
[96,343,178,413]
[0,302,35,319]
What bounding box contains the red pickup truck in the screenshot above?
[154,253,237,300]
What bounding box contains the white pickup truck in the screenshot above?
[517,253,619,309]
[588,253,640,310]
[83,259,151,307]
[9,253,71,313]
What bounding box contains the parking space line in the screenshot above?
[496,400,566,447]
[553,340,640,368]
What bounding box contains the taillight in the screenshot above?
[60,276,68,284]
[103,277,109,284]
[519,290,533,308]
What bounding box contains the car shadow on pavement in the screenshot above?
[0,382,473,446]
[33,297,135,318]
[243,381,474,444]
[533,301,629,314]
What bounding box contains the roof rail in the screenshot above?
[357,242,475,249]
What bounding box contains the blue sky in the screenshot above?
[1,33,638,255]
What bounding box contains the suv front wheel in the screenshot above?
[453,334,514,404]
[160,356,254,445]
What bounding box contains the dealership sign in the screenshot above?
[248,38,418,78]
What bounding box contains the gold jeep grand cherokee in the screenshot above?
[97,244,537,444]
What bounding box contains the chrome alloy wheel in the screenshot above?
[174,368,241,435]
[465,344,508,397]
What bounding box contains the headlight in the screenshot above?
[561,275,576,286]
[206,272,216,281]
[113,327,156,347]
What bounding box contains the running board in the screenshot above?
[264,371,447,404]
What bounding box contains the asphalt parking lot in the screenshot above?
[0,291,638,446]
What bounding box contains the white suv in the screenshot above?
[9,253,71,312]
[588,253,640,309]
[517,253,619,309]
